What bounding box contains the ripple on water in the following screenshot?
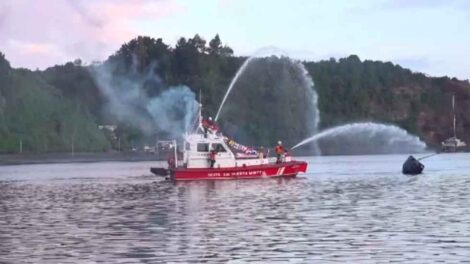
[1,155,470,263]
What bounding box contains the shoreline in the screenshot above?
[0,152,166,166]
[2,149,463,166]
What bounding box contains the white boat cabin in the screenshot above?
[173,105,291,169]
[182,132,276,169]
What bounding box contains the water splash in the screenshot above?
[291,122,427,153]
[215,47,294,122]
[215,56,256,121]
[214,47,320,152]
[296,59,320,135]
[213,48,425,155]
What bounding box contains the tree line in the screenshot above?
[0,34,469,153]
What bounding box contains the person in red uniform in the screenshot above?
[167,155,175,168]
[202,117,219,138]
[275,140,287,163]
[208,149,217,168]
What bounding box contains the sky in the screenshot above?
[0,0,470,79]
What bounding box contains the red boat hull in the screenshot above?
[165,161,308,181]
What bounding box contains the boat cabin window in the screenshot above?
[185,142,190,150]
[197,143,209,152]
[211,143,227,152]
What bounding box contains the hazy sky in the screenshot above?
[0,0,469,79]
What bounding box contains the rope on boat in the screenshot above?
[417,153,440,161]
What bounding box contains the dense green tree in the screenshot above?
[1,35,469,153]
[188,34,207,53]
[0,68,109,153]
[207,34,234,57]
[208,34,222,55]
[0,52,11,91]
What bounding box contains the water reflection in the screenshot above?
[1,155,470,262]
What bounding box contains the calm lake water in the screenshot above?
[1,153,470,263]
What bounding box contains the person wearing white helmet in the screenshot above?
[202,116,215,138]
[275,140,287,163]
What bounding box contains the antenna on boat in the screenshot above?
[199,88,202,123]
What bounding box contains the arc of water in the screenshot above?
[213,47,322,154]
[290,122,427,151]
[215,47,289,121]
[215,56,256,121]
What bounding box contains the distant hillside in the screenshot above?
[306,56,470,149]
[0,53,109,153]
[0,35,469,153]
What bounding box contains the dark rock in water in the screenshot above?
[402,155,424,175]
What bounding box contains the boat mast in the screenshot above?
[190,89,203,134]
[199,88,202,121]
[453,94,456,138]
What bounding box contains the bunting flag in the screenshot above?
[224,138,258,156]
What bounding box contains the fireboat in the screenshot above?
[150,107,308,181]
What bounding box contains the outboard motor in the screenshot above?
[402,155,424,175]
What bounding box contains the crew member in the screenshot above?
[258,147,265,159]
[275,140,287,163]
[167,155,176,168]
[202,116,218,138]
[209,149,217,168]
[202,117,209,138]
